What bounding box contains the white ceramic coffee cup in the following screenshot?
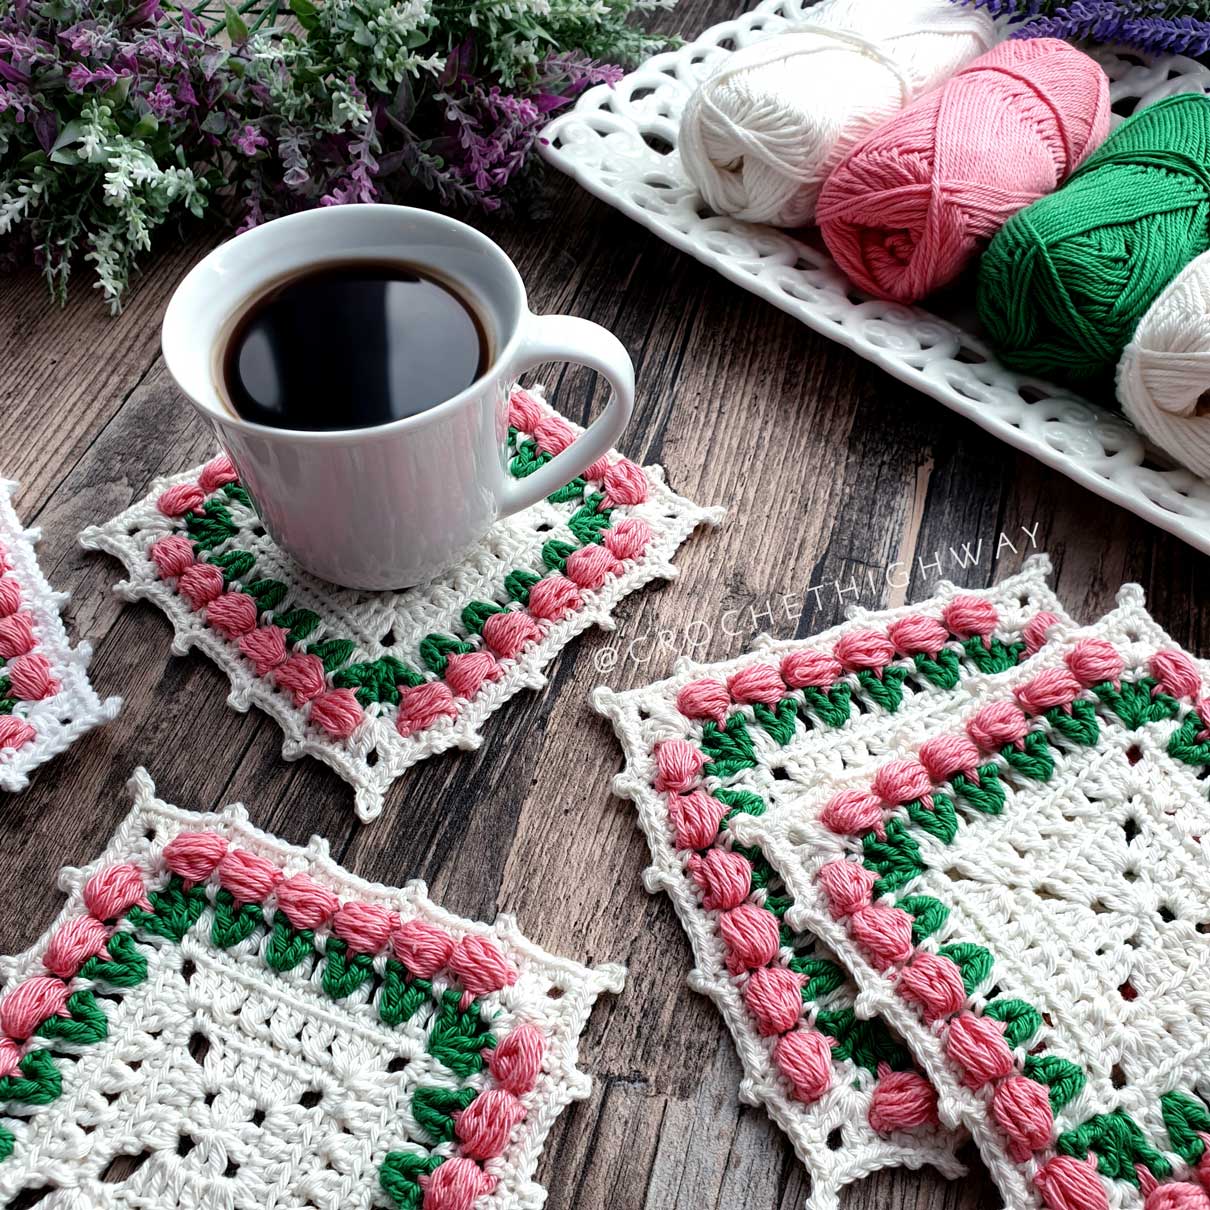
[161,204,634,589]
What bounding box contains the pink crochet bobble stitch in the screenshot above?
[420,1156,495,1210]
[7,652,58,700]
[0,715,35,751]
[1146,1185,1210,1210]
[333,901,396,953]
[83,862,151,920]
[453,1089,526,1160]
[163,830,228,884]
[773,1029,833,1104]
[1035,1154,1110,1210]
[43,916,111,978]
[818,39,1109,303]
[0,976,70,1038]
[487,1023,544,1094]
[0,612,36,658]
[0,576,22,617]
[867,1066,940,1133]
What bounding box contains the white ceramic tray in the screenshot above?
[540,2,1210,554]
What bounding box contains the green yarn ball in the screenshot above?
[978,92,1210,383]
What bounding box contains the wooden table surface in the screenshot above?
[1,3,1207,1207]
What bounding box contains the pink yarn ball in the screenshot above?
[818,39,1109,303]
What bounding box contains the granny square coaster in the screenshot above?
[81,388,722,822]
[592,557,1071,1208]
[0,768,624,1210]
[0,480,120,791]
[731,587,1210,1210]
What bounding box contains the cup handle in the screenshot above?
[497,312,635,516]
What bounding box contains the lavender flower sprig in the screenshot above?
[0,0,674,310]
[951,0,1210,55]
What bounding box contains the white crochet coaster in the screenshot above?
[592,556,1071,1209]
[730,588,1210,1210]
[0,480,120,791]
[81,388,722,822]
[0,769,624,1210]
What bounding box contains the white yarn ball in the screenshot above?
[1119,249,1210,481]
[678,0,997,228]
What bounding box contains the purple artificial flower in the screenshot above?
[237,170,267,233]
[0,30,56,63]
[60,25,106,55]
[434,74,550,196]
[234,123,269,156]
[135,36,178,68]
[0,81,32,120]
[66,62,121,92]
[144,80,178,118]
[0,0,671,307]
[278,133,311,189]
[539,51,624,98]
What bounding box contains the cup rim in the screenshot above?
[161,203,528,443]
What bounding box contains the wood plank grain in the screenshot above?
[0,236,216,520]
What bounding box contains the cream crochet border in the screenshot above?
[0,479,120,791]
[593,557,1069,1209]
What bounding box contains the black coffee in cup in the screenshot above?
[220,260,489,431]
